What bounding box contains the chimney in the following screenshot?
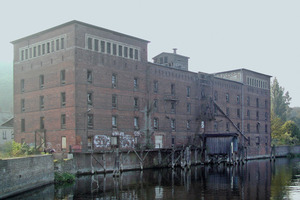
[173,48,177,54]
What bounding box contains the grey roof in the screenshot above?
[11,20,150,44]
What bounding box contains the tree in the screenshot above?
[271,78,291,122]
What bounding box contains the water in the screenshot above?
[6,158,300,200]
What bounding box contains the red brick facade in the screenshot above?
[12,21,271,157]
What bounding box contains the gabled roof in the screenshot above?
[0,117,13,128]
[214,68,272,78]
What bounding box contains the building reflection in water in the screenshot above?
[7,158,299,199]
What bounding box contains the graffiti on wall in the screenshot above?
[94,135,111,148]
[93,132,138,149]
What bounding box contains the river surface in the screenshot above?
[6,158,300,200]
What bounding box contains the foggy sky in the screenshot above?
[1,0,300,107]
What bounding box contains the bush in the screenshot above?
[0,141,38,158]
[54,172,75,184]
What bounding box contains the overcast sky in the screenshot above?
[1,0,300,107]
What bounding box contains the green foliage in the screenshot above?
[271,117,300,145]
[0,141,38,158]
[271,77,291,122]
[54,172,75,184]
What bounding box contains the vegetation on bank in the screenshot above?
[271,78,300,145]
[54,172,75,184]
[0,141,41,158]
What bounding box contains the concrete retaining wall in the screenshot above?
[0,155,54,199]
[274,145,300,157]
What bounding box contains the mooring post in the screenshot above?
[140,150,143,170]
[158,150,162,166]
[103,153,106,173]
[171,150,175,169]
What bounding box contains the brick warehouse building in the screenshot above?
[12,21,271,158]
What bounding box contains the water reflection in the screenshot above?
[6,158,300,199]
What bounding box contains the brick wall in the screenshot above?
[0,155,54,199]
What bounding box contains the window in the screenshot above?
[226,122,230,131]
[38,45,41,56]
[21,79,25,92]
[265,124,268,133]
[51,41,54,52]
[118,45,123,56]
[247,110,250,118]
[171,84,175,95]
[62,136,67,150]
[21,50,24,61]
[247,124,250,133]
[61,114,66,129]
[187,120,191,130]
[101,41,105,53]
[87,114,94,129]
[87,70,92,84]
[248,137,251,145]
[256,123,260,133]
[94,39,99,51]
[40,116,45,129]
[187,103,191,114]
[124,47,128,58]
[21,119,25,132]
[154,118,159,129]
[153,81,158,93]
[112,74,117,88]
[256,136,260,145]
[226,93,229,102]
[113,44,117,55]
[265,100,268,109]
[56,39,60,51]
[159,57,163,64]
[129,48,133,59]
[87,37,93,50]
[112,116,117,127]
[47,42,50,53]
[3,131,6,140]
[201,121,205,129]
[256,111,259,120]
[256,98,259,108]
[29,48,32,58]
[40,96,44,110]
[134,78,138,89]
[226,107,230,116]
[134,117,139,129]
[61,92,66,107]
[171,102,176,113]
[106,42,111,54]
[60,70,66,85]
[134,97,139,108]
[237,95,240,104]
[25,49,28,59]
[171,119,176,131]
[39,75,44,89]
[265,112,268,121]
[61,38,65,49]
[87,92,93,106]
[112,95,117,108]
[153,99,158,111]
[87,137,92,150]
[42,44,45,55]
[237,123,240,130]
[237,108,240,118]
[187,86,191,97]
[134,49,138,60]
[33,46,36,57]
[21,99,25,112]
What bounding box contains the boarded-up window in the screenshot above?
[155,135,163,148]
[62,136,67,149]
